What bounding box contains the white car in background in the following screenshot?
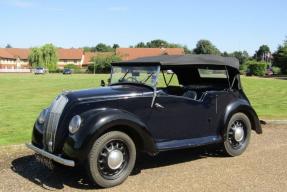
[34,67,46,75]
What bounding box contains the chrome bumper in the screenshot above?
[26,143,75,167]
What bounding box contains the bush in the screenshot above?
[239,63,249,75]
[272,66,281,75]
[243,60,268,76]
[49,68,63,73]
[88,55,121,73]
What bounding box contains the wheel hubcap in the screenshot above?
[233,125,244,142]
[228,120,246,148]
[107,150,124,170]
[97,140,129,179]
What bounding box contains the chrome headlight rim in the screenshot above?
[38,108,49,124]
[69,115,82,134]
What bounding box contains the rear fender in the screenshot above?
[222,99,262,138]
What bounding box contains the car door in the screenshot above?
[147,93,217,142]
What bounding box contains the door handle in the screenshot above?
[154,103,165,109]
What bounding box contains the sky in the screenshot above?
[0,0,286,55]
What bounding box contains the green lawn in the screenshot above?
[0,74,286,145]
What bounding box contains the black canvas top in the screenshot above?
[112,55,239,69]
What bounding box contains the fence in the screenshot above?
[0,69,31,73]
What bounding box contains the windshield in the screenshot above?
[110,66,160,87]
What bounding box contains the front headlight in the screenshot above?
[38,109,48,124]
[69,115,82,134]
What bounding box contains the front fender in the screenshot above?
[223,99,262,136]
[63,108,157,162]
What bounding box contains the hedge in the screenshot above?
[243,60,268,76]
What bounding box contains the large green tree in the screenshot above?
[41,44,58,70]
[254,45,271,61]
[229,51,250,65]
[193,40,221,55]
[273,39,287,74]
[28,47,43,68]
[28,43,58,70]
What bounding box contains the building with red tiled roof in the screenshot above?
[0,47,185,71]
[0,48,84,69]
[116,48,185,61]
[57,48,84,68]
[0,48,30,69]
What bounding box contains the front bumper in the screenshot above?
[26,143,75,167]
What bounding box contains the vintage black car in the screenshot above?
[27,55,262,188]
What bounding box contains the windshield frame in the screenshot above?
[109,65,160,89]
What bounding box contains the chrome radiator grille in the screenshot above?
[43,94,68,152]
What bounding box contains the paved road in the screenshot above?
[0,124,286,192]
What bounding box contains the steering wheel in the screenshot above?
[126,76,139,83]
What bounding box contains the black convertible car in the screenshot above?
[27,55,262,188]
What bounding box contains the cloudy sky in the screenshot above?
[0,0,286,54]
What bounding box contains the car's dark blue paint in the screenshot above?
[62,107,157,161]
[156,135,222,151]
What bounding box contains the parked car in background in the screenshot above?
[266,68,274,76]
[27,55,262,188]
[34,67,45,75]
[63,68,72,75]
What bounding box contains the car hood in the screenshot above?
[66,84,152,101]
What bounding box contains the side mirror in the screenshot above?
[100,80,106,87]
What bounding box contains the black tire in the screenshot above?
[87,131,136,188]
[222,113,251,156]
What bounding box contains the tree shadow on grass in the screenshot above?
[11,146,225,190]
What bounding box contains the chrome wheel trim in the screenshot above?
[107,150,124,170]
[97,140,129,179]
[228,120,247,149]
[233,123,244,142]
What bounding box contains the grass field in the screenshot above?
[0,74,286,145]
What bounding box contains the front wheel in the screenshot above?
[222,113,251,156]
[87,131,136,188]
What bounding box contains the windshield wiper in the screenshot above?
[142,72,154,83]
[119,70,130,82]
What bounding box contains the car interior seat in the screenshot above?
[182,90,197,100]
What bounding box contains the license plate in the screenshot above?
[35,153,55,170]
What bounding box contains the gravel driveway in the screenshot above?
[0,124,286,192]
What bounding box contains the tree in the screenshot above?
[183,45,192,54]
[135,42,146,48]
[222,51,230,57]
[254,45,271,61]
[133,40,192,54]
[193,40,221,55]
[146,39,169,48]
[95,43,114,52]
[41,44,58,70]
[112,44,120,49]
[5,44,12,48]
[88,54,122,73]
[273,39,287,74]
[28,43,58,70]
[231,51,249,65]
[28,47,43,68]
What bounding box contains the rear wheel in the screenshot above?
[87,131,136,188]
[222,113,251,156]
